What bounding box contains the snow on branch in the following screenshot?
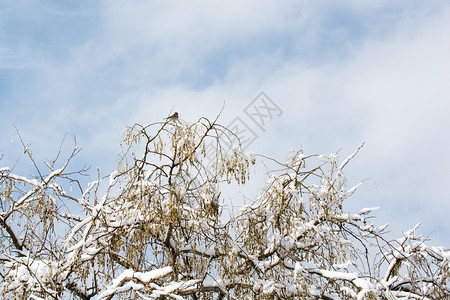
[339,142,365,170]
[0,119,448,299]
[96,266,173,299]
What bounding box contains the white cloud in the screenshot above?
[1,1,450,244]
[274,4,450,243]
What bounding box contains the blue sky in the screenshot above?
[1,1,450,245]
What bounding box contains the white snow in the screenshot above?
[358,206,380,215]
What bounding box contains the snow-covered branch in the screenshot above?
[1,118,448,299]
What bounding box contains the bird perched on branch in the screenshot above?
[166,112,179,122]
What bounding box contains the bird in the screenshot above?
[166,112,179,122]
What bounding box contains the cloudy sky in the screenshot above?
[1,1,449,245]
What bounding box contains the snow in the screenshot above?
[96,267,173,300]
[339,143,364,170]
[133,267,173,283]
[2,121,449,299]
[316,269,358,281]
[64,216,93,250]
[294,262,304,279]
[109,170,119,186]
[332,213,364,222]
[377,223,389,232]
[2,173,42,187]
[262,280,276,294]
[404,222,422,238]
[358,206,380,215]
[333,260,354,270]
[346,182,362,197]
[180,245,216,257]
[151,279,198,296]
[352,278,373,290]
[42,168,64,185]
[6,258,57,289]
[341,286,357,298]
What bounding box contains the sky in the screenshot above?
[1,1,449,246]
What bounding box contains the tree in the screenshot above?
[0,116,449,299]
